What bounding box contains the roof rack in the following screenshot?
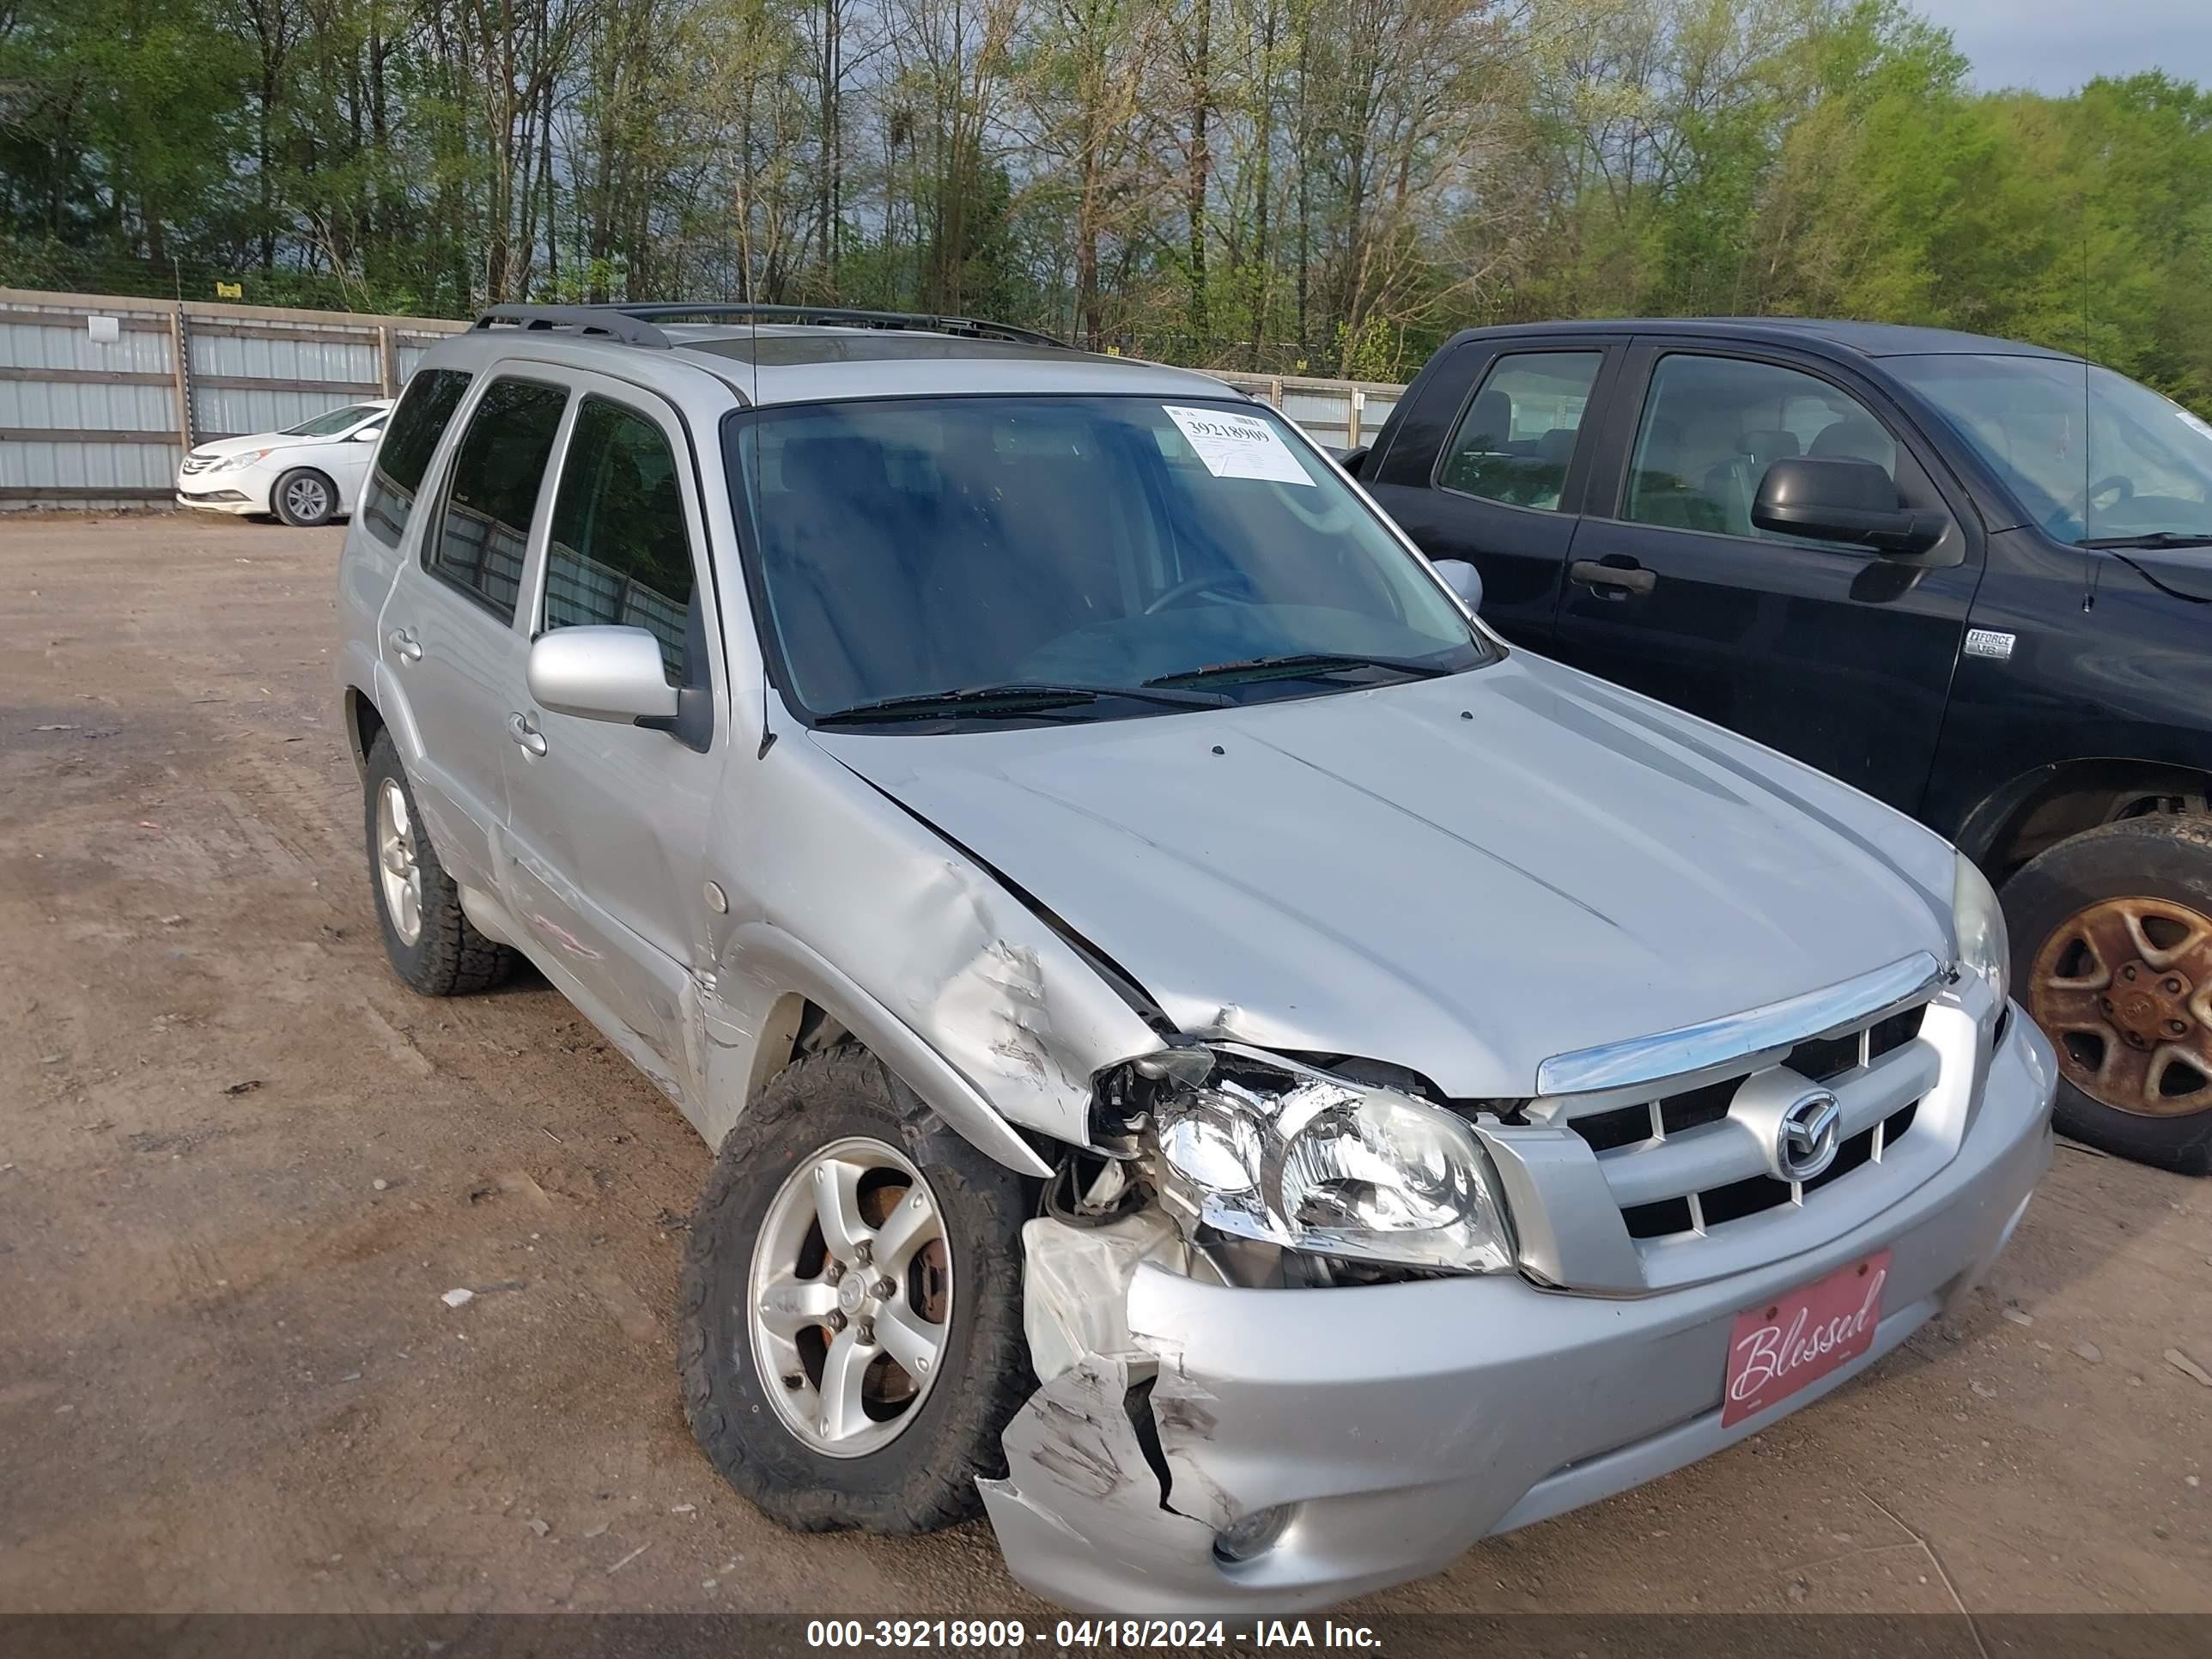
[471,301,1070,352]
[620,302,1068,350]
[471,305,677,348]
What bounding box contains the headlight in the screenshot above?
[214,448,273,471]
[1953,850,2009,1008]
[1146,1051,1514,1273]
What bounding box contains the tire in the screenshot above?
[362,731,516,996]
[272,466,337,527]
[2002,814,2212,1175]
[679,1047,1036,1534]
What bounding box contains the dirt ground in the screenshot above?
[1,512,2207,1620]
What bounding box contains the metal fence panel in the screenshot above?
[0,287,1399,507]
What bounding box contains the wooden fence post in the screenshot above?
[167,304,195,450]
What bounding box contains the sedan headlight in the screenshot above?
[1953,850,2009,1008]
[1145,1050,1514,1273]
[213,448,274,471]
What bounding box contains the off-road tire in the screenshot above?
[272,466,337,527]
[2003,814,2212,1176]
[679,1048,1036,1533]
[362,731,516,996]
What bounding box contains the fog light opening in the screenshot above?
[1212,1503,1296,1565]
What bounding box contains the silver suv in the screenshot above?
[334,305,2057,1614]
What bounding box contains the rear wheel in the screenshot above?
[2004,815,2212,1175]
[362,732,515,996]
[273,467,336,527]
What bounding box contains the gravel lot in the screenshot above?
[2,513,2208,1619]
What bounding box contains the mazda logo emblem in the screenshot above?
[1777,1091,1843,1181]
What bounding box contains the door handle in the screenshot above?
[1569,558,1657,597]
[507,712,547,757]
[386,627,422,662]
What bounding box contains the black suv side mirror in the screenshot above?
[1752,456,1948,556]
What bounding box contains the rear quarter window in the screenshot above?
[362,369,472,548]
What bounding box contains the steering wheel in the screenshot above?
[1144,570,1257,615]
[2061,473,2134,527]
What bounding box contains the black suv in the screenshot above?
[1354,319,2212,1173]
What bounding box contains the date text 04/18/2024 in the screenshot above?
[805,1620,1385,1650]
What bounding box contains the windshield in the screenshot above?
[725,395,1487,723]
[1890,355,2212,546]
[282,404,382,438]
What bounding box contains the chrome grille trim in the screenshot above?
[1533,951,1946,1097]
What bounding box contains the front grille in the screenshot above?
[180,454,217,476]
[1561,998,1938,1249]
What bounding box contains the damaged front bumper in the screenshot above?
[978,1008,2055,1614]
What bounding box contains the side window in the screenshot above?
[1437,352,1602,510]
[423,378,568,623]
[542,397,696,684]
[362,369,471,547]
[1624,355,1899,541]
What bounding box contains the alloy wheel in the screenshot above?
[284,475,331,522]
[748,1135,952,1458]
[375,778,423,945]
[2029,895,2212,1116]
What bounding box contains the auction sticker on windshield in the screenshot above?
[1722,1249,1890,1427]
[1164,404,1315,485]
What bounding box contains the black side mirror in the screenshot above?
[1336,444,1370,478]
[1752,456,1948,556]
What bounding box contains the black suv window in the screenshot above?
[1624,355,1898,541]
[543,397,696,683]
[362,370,471,547]
[424,378,568,623]
[1437,352,1601,510]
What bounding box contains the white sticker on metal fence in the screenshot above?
[1163,404,1315,485]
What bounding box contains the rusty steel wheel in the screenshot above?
[2005,815,2212,1175]
[2029,896,2212,1116]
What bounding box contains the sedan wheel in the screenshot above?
[274,467,336,527]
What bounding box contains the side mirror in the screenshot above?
[1752,456,1948,556]
[1337,444,1370,479]
[1434,557,1484,612]
[350,425,384,443]
[527,626,679,725]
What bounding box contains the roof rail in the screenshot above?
[471,305,672,349]
[610,303,1069,350]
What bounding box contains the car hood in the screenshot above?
[808,656,1956,1099]
[185,432,325,463]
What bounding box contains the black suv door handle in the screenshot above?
[1569,558,1657,597]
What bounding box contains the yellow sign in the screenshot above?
[215,281,243,300]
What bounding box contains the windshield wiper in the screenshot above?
[1144,650,1455,690]
[2078,532,2212,550]
[814,680,1227,726]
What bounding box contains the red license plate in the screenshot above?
[1723,1249,1892,1427]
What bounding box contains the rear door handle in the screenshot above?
[507,712,547,757]
[386,627,422,662]
[1569,559,1657,597]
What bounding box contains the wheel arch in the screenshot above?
[706,927,1057,1180]
[1957,757,2212,883]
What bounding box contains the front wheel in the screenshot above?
[678,1048,1035,1533]
[273,466,337,527]
[2004,815,2212,1175]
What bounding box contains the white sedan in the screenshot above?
[174,399,394,526]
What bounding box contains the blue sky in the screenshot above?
[1915,0,2212,93]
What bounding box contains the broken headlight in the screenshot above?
[1138,1050,1514,1274]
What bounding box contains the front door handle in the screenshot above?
[1569,558,1657,597]
[386,627,423,662]
[507,712,547,757]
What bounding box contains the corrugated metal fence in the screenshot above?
[0,288,467,508]
[0,286,1400,509]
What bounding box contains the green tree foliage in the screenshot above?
[0,0,2202,404]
